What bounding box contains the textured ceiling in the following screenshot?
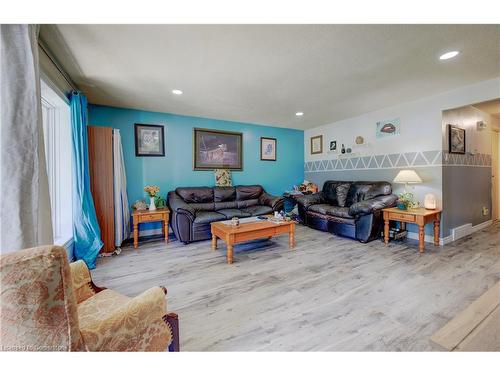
[41,24,500,129]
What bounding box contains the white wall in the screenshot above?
[443,105,493,155]
[304,77,500,233]
[305,77,500,162]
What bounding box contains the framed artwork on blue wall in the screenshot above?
[193,128,243,170]
[134,123,165,157]
[260,137,277,161]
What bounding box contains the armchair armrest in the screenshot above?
[348,194,398,217]
[70,260,91,287]
[295,192,324,209]
[259,192,284,211]
[70,260,104,303]
[167,191,195,221]
[81,286,171,351]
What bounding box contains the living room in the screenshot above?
[1,1,499,374]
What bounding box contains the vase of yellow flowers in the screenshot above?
[144,185,160,211]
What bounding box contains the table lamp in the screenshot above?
[393,169,422,192]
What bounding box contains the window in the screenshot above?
[41,80,73,247]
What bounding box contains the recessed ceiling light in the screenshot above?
[295,112,304,117]
[439,51,460,60]
[172,89,183,95]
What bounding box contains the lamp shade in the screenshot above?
[393,169,422,184]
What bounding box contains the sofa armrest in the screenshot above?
[167,191,195,221]
[80,286,172,351]
[295,192,324,209]
[348,194,398,217]
[259,192,284,211]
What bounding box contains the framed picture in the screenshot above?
[448,124,466,154]
[260,137,277,161]
[193,128,243,170]
[329,140,337,151]
[376,118,400,138]
[310,135,323,154]
[134,124,165,157]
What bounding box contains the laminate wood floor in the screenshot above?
[91,222,500,351]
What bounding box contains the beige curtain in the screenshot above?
[0,24,53,253]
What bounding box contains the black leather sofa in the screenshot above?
[168,185,284,244]
[296,180,397,243]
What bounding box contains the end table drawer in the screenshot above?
[139,213,164,222]
[390,213,415,222]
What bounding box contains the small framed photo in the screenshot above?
[260,137,277,161]
[310,135,323,154]
[448,124,466,154]
[329,140,337,151]
[135,124,165,157]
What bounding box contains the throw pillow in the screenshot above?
[214,169,232,187]
[336,183,351,207]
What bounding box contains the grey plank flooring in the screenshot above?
[91,222,500,351]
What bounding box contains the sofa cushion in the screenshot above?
[216,208,252,219]
[236,185,263,201]
[176,187,214,203]
[214,187,236,202]
[336,183,351,207]
[308,204,353,219]
[190,202,215,211]
[322,181,352,205]
[241,205,273,216]
[237,198,259,209]
[193,211,226,224]
[214,201,238,210]
[345,181,393,206]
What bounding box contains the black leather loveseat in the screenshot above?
[168,185,284,244]
[296,181,397,243]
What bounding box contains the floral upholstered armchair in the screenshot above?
[0,245,179,351]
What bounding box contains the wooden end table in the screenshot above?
[131,207,170,249]
[210,218,296,264]
[382,207,441,253]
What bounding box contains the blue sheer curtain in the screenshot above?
[69,91,103,269]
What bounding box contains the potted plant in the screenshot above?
[397,192,414,210]
[144,185,160,211]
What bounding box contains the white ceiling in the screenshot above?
[42,25,500,130]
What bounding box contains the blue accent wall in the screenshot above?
[88,104,304,212]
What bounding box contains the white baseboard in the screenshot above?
[407,220,492,246]
[407,231,447,246]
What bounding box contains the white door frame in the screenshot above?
[492,130,499,221]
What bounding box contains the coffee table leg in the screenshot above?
[289,227,295,249]
[211,234,217,250]
[227,244,234,264]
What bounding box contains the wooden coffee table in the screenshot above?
[210,218,296,264]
